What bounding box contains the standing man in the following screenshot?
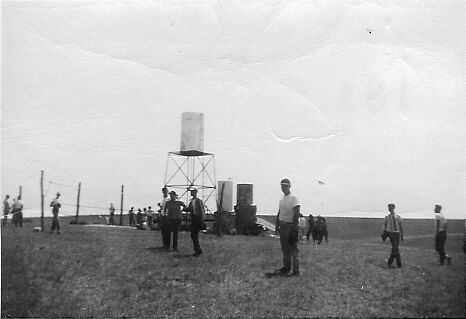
[2,195,10,227]
[298,214,306,243]
[11,197,24,227]
[160,187,170,250]
[164,191,186,252]
[383,203,403,268]
[306,213,315,242]
[146,206,154,230]
[274,178,301,276]
[50,192,61,234]
[108,203,115,225]
[184,188,205,256]
[136,208,145,229]
[128,207,135,227]
[434,205,452,265]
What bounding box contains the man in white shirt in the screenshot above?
[12,196,24,227]
[434,205,451,265]
[274,178,301,276]
[160,187,170,250]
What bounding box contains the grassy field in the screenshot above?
[1,217,464,318]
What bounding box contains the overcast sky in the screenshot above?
[2,0,465,219]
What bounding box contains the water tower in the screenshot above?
[164,112,216,212]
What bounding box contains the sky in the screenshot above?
[2,0,465,219]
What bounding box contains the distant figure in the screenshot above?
[434,205,452,265]
[298,213,306,242]
[315,216,328,244]
[306,213,315,242]
[274,178,300,276]
[109,203,115,225]
[383,203,403,268]
[128,207,135,226]
[146,206,154,229]
[136,208,145,229]
[50,192,61,234]
[2,195,10,227]
[164,191,186,252]
[160,187,169,249]
[184,188,205,256]
[12,197,24,227]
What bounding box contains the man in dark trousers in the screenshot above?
[2,195,10,227]
[136,208,145,229]
[11,197,24,227]
[160,187,170,250]
[164,191,186,252]
[273,178,301,276]
[128,207,135,227]
[434,205,452,265]
[50,192,61,234]
[383,203,403,268]
[108,203,115,225]
[306,213,315,242]
[184,188,205,256]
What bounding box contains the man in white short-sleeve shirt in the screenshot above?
[274,178,301,276]
[434,205,451,265]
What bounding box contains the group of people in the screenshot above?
[300,213,328,244]
[2,195,24,227]
[2,192,61,233]
[158,187,206,256]
[126,206,156,229]
[123,187,206,256]
[3,179,455,267]
[271,178,453,277]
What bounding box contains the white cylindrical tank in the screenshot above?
[180,112,204,152]
[218,181,233,212]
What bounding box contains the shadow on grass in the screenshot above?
[144,246,167,252]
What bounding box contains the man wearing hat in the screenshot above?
[50,192,62,234]
[274,178,301,276]
[184,187,205,256]
[159,187,170,250]
[383,203,404,268]
[434,205,452,265]
[164,190,186,252]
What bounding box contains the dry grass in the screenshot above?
[1,218,464,318]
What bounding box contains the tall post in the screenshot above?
[19,185,22,199]
[75,182,81,223]
[40,171,44,231]
[119,185,124,226]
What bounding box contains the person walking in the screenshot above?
[274,178,301,276]
[108,203,115,225]
[50,192,62,234]
[434,205,452,265]
[184,188,205,256]
[128,207,135,227]
[164,191,186,252]
[2,195,10,227]
[383,203,403,268]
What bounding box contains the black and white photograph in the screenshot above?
[1,0,465,317]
